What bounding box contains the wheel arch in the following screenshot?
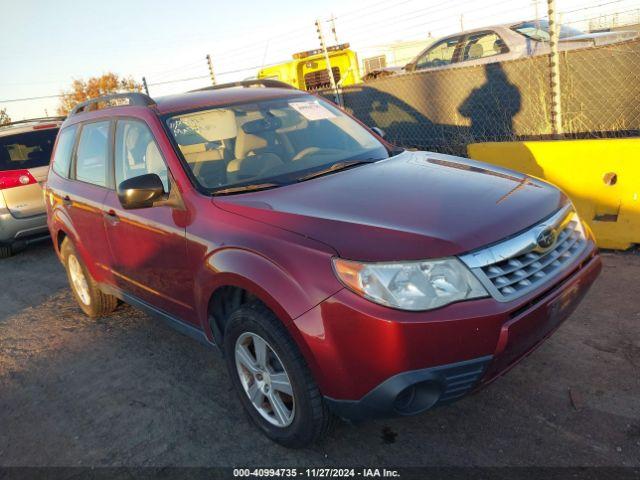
[49,207,98,277]
[194,247,334,351]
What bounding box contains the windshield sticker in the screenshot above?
[290,101,336,121]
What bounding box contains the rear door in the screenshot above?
[62,120,113,278]
[458,30,510,67]
[0,127,58,218]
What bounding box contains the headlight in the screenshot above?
[333,257,488,311]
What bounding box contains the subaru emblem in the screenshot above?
[537,228,556,250]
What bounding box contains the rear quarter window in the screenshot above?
[51,125,78,179]
[0,128,59,171]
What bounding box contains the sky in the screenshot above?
[1,0,637,120]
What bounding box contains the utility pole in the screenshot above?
[547,0,563,137]
[329,14,339,46]
[142,76,150,96]
[315,18,340,105]
[206,54,216,86]
[460,14,464,32]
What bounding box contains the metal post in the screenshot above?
[329,14,339,46]
[460,14,464,32]
[315,19,340,105]
[547,0,563,136]
[206,54,216,86]
[142,76,150,96]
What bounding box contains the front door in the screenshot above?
[102,118,194,322]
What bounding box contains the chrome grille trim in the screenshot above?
[459,205,588,302]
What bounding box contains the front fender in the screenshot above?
[195,246,342,327]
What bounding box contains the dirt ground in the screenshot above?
[0,241,639,467]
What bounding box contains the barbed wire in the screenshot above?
[2,0,638,111]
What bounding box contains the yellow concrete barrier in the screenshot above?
[468,138,640,250]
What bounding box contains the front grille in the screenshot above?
[460,206,589,302]
[304,67,342,90]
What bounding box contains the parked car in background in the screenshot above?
[46,82,600,447]
[364,20,638,79]
[0,117,63,258]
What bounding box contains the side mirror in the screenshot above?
[371,127,386,139]
[117,173,165,210]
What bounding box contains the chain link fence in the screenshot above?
[323,37,640,156]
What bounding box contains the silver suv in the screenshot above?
[0,117,63,258]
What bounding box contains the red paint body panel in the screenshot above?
[45,88,602,415]
[215,151,567,261]
[294,251,600,399]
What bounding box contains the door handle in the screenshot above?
[62,195,72,206]
[104,209,120,224]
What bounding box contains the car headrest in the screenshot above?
[234,129,269,159]
[468,43,484,60]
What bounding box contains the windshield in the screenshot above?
[165,95,388,192]
[512,20,584,42]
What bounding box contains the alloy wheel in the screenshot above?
[234,332,295,427]
[68,254,91,306]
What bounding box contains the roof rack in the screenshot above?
[2,116,66,128]
[191,79,297,92]
[70,92,156,116]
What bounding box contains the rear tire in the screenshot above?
[60,238,118,318]
[0,244,12,259]
[224,302,335,448]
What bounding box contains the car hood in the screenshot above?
[214,151,568,261]
[561,30,638,45]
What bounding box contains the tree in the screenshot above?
[57,73,142,116]
[0,108,11,126]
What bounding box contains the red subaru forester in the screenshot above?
[45,81,601,447]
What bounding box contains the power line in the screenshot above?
[561,0,635,15]
[0,93,63,104]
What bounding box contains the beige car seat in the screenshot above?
[227,128,284,182]
[467,43,484,60]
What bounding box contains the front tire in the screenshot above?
[60,238,118,318]
[224,302,335,447]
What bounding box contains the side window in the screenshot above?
[114,119,169,192]
[51,125,78,179]
[416,36,461,70]
[460,31,508,62]
[75,121,110,187]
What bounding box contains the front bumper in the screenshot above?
[0,208,49,244]
[293,245,601,420]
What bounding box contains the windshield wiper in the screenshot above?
[296,159,378,183]
[212,182,282,195]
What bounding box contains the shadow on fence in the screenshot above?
[325,38,640,155]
